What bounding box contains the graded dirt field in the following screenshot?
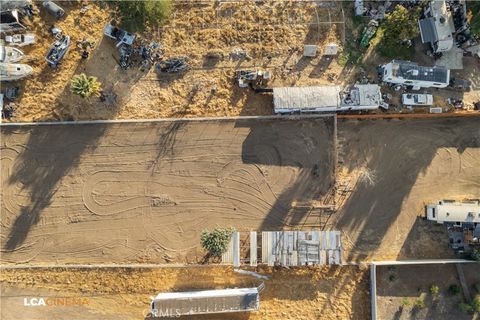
[0,265,370,320]
[332,117,480,262]
[376,263,480,320]
[0,116,335,264]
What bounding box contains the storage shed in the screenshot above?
[150,286,262,317]
[273,86,341,113]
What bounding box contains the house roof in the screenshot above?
[391,60,449,84]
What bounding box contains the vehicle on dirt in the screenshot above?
[4,33,35,47]
[104,23,135,47]
[42,1,65,19]
[45,34,70,67]
[0,45,24,63]
[401,93,433,106]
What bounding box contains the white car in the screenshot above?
[4,33,35,47]
[401,93,433,106]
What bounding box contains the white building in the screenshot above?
[380,60,450,89]
[419,0,455,53]
[426,200,480,224]
[273,84,386,114]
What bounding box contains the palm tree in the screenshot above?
[70,73,102,99]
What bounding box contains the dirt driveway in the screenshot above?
[0,116,335,264]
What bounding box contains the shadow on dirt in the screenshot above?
[2,124,107,251]
[335,117,480,261]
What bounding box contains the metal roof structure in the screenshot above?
[151,286,262,317]
[222,231,343,266]
[262,230,342,266]
[273,86,341,113]
[390,60,449,84]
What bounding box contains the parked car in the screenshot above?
[0,45,25,63]
[104,23,135,47]
[0,10,25,33]
[4,33,35,47]
[0,62,33,81]
[401,93,433,106]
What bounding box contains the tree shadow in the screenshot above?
[236,116,336,230]
[334,117,480,261]
[2,123,107,251]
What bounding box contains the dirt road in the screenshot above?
[0,117,335,264]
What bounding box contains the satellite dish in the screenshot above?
[439,16,446,24]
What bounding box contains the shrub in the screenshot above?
[430,285,440,296]
[471,248,480,261]
[459,302,474,314]
[402,297,411,307]
[415,298,426,309]
[113,0,172,32]
[70,73,102,99]
[389,273,397,282]
[473,295,480,313]
[449,284,461,295]
[201,227,235,257]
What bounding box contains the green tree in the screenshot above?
[201,227,235,257]
[430,285,440,296]
[467,1,480,37]
[114,0,172,32]
[70,73,102,99]
[376,5,421,59]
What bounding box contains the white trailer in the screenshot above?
[426,200,480,224]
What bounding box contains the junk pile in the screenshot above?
[103,23,162,71]
[156,57,189,73]
[235,69,271,90]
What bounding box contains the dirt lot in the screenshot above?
[2,116,479,264]
[332,117,480,261]
[0,265,370,320]
[376,263,480,320]
[0,116,335,264]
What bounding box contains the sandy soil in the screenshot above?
[333,117,480,262]
[0,265,370,320]
[0,117,335,264]
[376,264,480,320]
[5,1,347,122]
